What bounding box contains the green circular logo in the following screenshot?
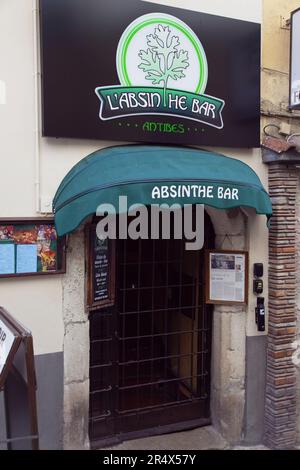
[116,13,208,95]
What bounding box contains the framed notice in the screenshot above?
[0,218,66,278]
[205,250,248,305]
[86,225,116,311]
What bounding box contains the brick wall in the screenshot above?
[295,173,300,446]
[264,163,297,448]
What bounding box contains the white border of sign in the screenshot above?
[0,318,16,375]
[142,0,261,24]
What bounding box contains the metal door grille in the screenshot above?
[89,216,214,445]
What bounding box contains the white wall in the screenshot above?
[143,0,262,23]
[0,0,66,355]
[0,0,267,357]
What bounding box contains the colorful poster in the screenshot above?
[0,243,15,275]
[0,223,59,275]
[16,244,38,274]
[13,226,38,244]
[37,225,57,271]
[0,225,14,240]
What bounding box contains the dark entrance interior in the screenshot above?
[89,211,215,447]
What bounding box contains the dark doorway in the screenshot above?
[89,211,215,447]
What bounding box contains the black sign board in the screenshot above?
[0,307,39,450]
[93,237,110,302]
[40,0,260,147]
[86,225,115,310]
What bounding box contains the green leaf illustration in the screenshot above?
[138,24,190,106]
[167,50,189,81]
[138,49,164,85]
[146,25,179,56]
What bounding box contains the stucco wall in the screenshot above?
[0,0,269,448]
[0,0,268,355]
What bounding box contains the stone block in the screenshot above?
[63,381,90,450]
[62,230,86,324]
[64,321,89,384]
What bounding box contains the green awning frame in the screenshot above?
[53,145,272,237]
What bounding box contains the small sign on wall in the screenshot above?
[290,8,300,109]
[0,80,6,105]
[205,250,248,305]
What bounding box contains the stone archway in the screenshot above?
[206,207,248,444]
[61,207,249,449]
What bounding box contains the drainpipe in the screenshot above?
[32,0,41,213]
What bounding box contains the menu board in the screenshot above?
[87,226,115,310]
[206,250,248,305]
[93,236,110,302]
[0,220,65,277]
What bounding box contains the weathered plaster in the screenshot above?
[61,209,249,447]
[207,208,247,444]
[62,228,90,450]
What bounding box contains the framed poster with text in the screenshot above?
[205,250,248,305]
[0,218,66,278]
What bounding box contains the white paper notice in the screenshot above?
[0,80,6,105]
[0,319,15,375]
[0,243,15,275]
[210,253,245,302]
[16,244,38,274]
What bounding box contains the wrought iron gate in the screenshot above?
[89,217,214,447]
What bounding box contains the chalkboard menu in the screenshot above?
[86,225,115,310]
[94,236,110,301]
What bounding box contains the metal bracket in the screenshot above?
[280,16,290,30]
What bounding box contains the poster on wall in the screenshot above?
[0,220,65,278]
[205,250,248,305]
[40,0,260,147]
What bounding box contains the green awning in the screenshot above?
[53,145,272,236]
